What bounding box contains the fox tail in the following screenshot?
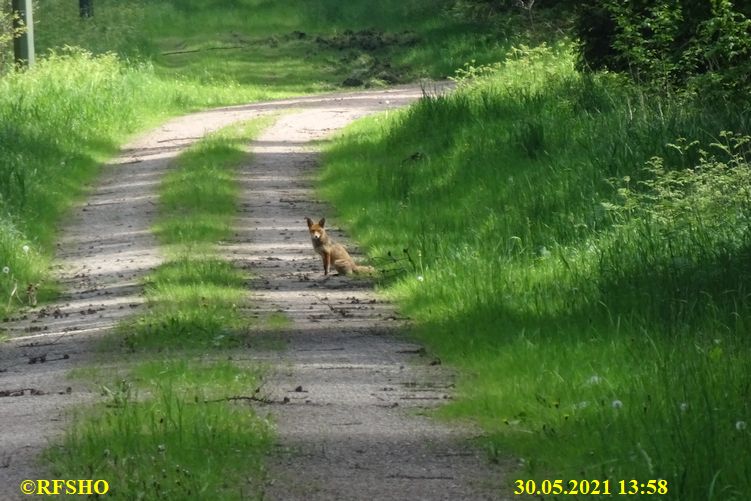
[353,264,377,275]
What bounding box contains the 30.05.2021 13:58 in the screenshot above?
[513,479,669,496]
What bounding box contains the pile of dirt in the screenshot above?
[274,29,421,87]
[314,29,420,52]
[339,54,403,87]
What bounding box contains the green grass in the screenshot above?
[0,50,275,318]
[320,43,751,499]
[46,359,272,500]
[120,256,250,351]
[0,1,565,498]
[155,119,271,249]
[14,0,750,497]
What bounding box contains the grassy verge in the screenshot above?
[0,51,278,318]
[46,120,280,498]
[320,44,751,499]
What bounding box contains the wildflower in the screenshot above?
[574,401,589,410]
[416,275,424,282]
[612,399,623,409]
[679,402,689,413]
[586,375,602,386]
[2,266,9,274]
[736,421,747,431]
[22,245,29,254]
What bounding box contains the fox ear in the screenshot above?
[305,217,313,228]
[318,218,326,227]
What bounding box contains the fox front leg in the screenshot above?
[322,253,330,275]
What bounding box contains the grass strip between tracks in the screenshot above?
[45,118,280,500]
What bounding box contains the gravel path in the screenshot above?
[0,85,508,500]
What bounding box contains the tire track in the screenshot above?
[223,87,508,500]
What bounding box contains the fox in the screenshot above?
[305,217,375,276]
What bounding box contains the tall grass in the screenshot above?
[0,51,277,317]
[0,51,150,313]
[321,44,751,499]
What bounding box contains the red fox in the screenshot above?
[305,217,375,276]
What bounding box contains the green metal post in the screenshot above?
[12,0,35,67]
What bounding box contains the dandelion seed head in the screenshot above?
[2,266,9,274]
[612,399,623,409]
[679,402,689,412]
[22,245,30,254]
[416,275,424,282]
[736,420,747,431]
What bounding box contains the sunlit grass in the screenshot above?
[121,120,274,351]
[321,44,751,499]
[155,119,272,248]
[120,256,250,352]
[0,51,280,317]
[47,359,272,500]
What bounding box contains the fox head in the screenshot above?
[305,217,326,241]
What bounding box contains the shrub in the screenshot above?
[573,0,751,100]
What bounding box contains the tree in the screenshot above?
[80,0,93,18]
[11,0,34,67]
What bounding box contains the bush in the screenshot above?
[573,0,751,100]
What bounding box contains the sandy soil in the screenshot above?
[0,85,509,500]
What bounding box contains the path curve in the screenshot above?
[0,85,508,500]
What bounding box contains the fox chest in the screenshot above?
[311,238,331,256]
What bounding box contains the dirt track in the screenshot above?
[0,85,508,500]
